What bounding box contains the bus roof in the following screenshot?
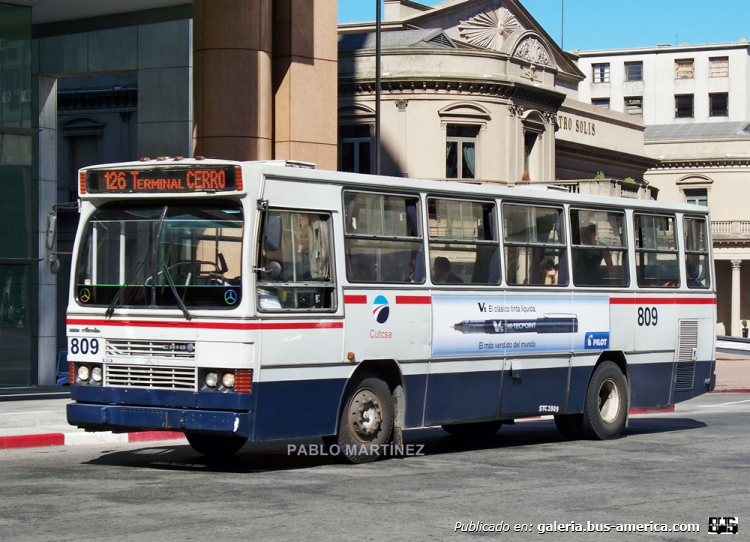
[81,158,709,216]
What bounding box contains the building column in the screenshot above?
[731,259,741,337]
[272,0,338,169]
[193,0,273,160]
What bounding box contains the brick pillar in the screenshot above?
[272,0,338,169]
[193,0,273,160]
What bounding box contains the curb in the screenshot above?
[712,388,750,394]
[0,430,184,451]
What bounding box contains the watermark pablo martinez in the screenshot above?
[287,443,425,457]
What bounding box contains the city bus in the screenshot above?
[65,158,716,462]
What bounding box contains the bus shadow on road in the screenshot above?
[84,417,707,473]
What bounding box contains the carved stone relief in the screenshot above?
[514,37,551,66]
[458,6,524,51]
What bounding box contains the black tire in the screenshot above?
[442,421,503,439]
[185,432,247,458]
[582,361,628,440]
[554,414,584,440]
[337,370,393,464]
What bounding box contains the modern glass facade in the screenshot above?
[0,2,35,385]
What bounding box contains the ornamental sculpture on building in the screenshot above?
[458,7,524,51]
[514,37,551,66]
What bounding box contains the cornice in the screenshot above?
[652,157,750,169]
[338,77,566,109]
[555,140,660,169]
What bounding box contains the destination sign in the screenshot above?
[85,167,239,193]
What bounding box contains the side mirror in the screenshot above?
[45,213,57,250]
[264,214,282,253]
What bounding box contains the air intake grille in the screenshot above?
[675,320,698,391]
[106,339,196,360]
[105,365,197,390]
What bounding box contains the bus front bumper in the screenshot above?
[67,386,254,438]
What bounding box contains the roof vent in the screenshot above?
[428,32,455,48]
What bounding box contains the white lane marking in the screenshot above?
[697,399,750,407]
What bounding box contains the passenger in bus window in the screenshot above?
[539,258,558,285]
[686,254,706,288]
[432,256,463,284]
[574,224,613,285]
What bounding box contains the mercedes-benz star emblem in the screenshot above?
[80,288,91,303]
[224,289,238,305]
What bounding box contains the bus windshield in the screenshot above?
[75,202,243,310]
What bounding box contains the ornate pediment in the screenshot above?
[513,36,551,66]
[458,6,524,51]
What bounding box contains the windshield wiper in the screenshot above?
[161,262,191,320]
[105,260,145,318]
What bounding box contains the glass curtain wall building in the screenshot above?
[0,2,34,386]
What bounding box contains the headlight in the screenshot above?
[77,365,90,381]
[205,372,218,388]
[222,372,235,388]
[91,366,102,382]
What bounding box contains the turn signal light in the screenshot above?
[69,362,75,385]
[79,171,86,194]
[235,167,243,191]
[235,369,253,393]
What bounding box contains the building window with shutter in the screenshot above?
[675,59,694,79]
[591,98,610,109]
[709,93,728,117]
[675,94,694,118]
[684,188,708,207]
[625,97,643,116]
[339,125,371,174]
[446,125,479,179]
[625,61,643,81]
[709,57,729,77]
[592,63,610,83]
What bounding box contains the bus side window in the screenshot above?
[634,213,679,288]
[684,216,710,289]
[344,191,424,284]
[502,203,567,286]
[570,209,629,287]
[427,198,499,284]
[257,211,336,311]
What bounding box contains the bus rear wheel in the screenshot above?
[186,432,247,458]
[582,361,628,440]
[336,370,393,464]
[442,421,503,439]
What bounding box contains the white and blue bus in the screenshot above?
[65,159,716,462]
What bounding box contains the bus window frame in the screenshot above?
[501,200,568,288]
[682,214,712,290]
[426,195,501,286]
[342,189,425,285]
[255,207,338,313]
[569,206,631,288]
[633,212,681,289]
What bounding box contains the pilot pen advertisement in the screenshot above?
[431,295,610,356]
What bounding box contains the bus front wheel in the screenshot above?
[336,370,393,464]
[582,361,628,440]
[186,432,247,458]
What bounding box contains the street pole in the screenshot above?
[375,0,381,175]
[561,0,564,50]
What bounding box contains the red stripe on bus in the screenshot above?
[66,319,343,330]
[344,295,368,304]
[396,296,432,304]
[609,297,716,305]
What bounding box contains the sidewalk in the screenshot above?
[1,354,748,452]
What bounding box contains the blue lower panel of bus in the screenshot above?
[424,370,502,426]
[253,379,348,441]
[403,374,427,429]
[500,367,569,416]
[67,403,253,436]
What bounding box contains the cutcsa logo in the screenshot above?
[372,295,390,324]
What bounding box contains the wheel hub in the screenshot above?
[348,388,383,440]
[597,377,620,424]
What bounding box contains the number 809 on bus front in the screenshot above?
[68,337,101,361]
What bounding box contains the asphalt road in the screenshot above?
[1,393,748,542]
